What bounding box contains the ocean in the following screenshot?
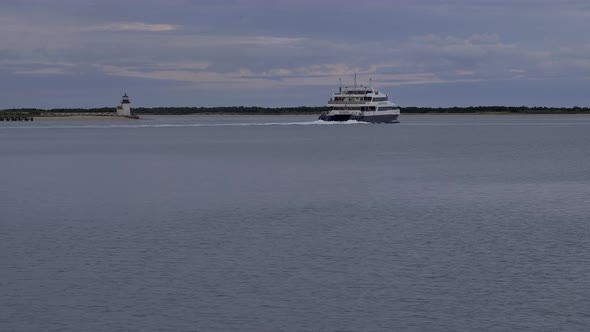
[1,114,589,331]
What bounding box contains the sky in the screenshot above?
[2,0,590,108]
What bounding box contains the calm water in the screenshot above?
[1,114,590,331]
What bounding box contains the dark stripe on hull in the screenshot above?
[320,114,356,122]
[319,114,399,123]
[360,114,400,123]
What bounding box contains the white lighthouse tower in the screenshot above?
[116,93,132,116]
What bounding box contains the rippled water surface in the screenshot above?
[2,114,590,331]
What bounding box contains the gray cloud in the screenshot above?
[1,1,590,107]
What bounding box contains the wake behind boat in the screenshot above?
[319,75,400,123]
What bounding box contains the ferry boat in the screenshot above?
[319,75,400,123]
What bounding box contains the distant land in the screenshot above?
[2,106,590,116]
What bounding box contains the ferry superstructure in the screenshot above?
[319,76,400,123]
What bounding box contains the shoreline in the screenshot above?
[400,112,590,115]
[34,115,139,120]
[23,112,590,120]
[138,112,590,116]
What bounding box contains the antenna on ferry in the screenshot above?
[354,73,357,88]
[339,78,342,92]
[370,77,372,88]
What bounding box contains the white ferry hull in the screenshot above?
[362,113,400,123]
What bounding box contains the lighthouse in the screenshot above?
[116,93,132,116]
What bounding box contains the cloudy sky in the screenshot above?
[2,0,590,108]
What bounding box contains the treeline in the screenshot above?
[0,106,325,115]
[134,106,326,115]
[401,106,590,114]
[2,106,590,115]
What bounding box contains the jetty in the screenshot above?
[0,112,34,121]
